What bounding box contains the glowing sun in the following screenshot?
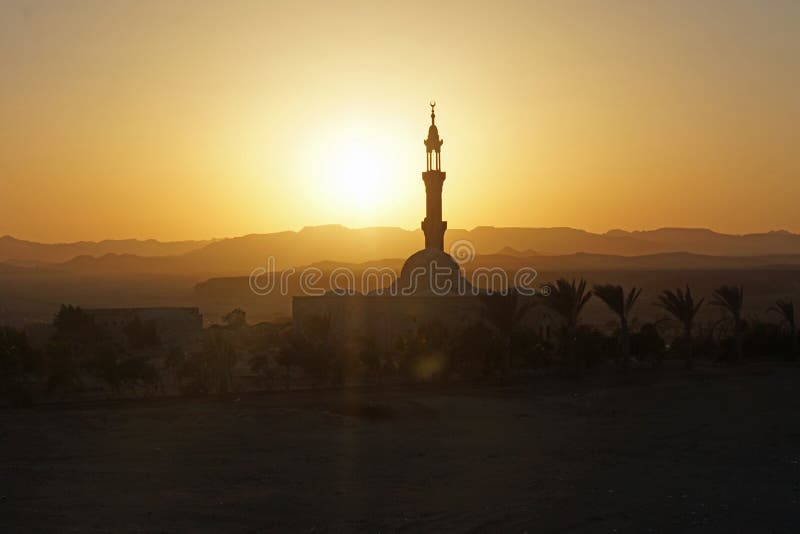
[308,122,403,223]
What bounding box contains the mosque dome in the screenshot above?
[395,247,467,295]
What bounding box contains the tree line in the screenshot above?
[274,280,797,387]
[1,281,797,406]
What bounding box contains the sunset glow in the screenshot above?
[1,1,798,241]
[307,121,407,224]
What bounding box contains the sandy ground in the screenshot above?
[2,363,799,533]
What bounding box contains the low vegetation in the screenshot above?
[1,282,798,406]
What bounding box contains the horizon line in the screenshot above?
[1,224,797,246]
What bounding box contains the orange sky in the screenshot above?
[1,0,798,242]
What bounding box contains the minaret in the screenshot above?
[421,102,446,251]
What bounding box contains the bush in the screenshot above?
[743,320,792,360]
[511,327,553,371]
[574,326,616,369]
[0,326,39,405]
[396,321,450,382]
[630,323,665,365]
[450,322,498,379]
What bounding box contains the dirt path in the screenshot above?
[2,364,799,532]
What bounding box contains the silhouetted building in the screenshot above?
[293,104,483,352]
[393,103,471,295]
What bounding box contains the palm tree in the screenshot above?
[768,299,797,359]
[593,284,642,371]
[203,328,238,396]
[297,313,336,386]
[655,286,704,370]
[710,285,744,361]
[539,278,592,375]
[222,308,247,329]
[480,290,531,377]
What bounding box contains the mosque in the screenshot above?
[292,104,485,351]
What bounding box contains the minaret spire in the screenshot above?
[421,102,446,250]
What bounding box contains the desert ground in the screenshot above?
[2,363,799,533]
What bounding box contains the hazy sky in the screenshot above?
[1,0,798,242]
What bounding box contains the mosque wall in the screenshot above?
[292,295,485,353]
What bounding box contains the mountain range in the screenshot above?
[0,235,215,264]
[4,226,800,277]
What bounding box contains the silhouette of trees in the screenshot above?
[741,318,785,361]
[630,323,665,366]
[84,346,157,397]
[655,286,704,370]
[203,328,239,396]
[480,290,531,376]
[511,327,553,371]
[177,351,213,395]
[163,346,187,393]
[710,285,744,361]
[0,326,39,406]
[176,330,237,396]
[299,313,336,385]
[593,284,642,371]
[450,321,499,379]
[276,314,341,387]
[768,299,797,359]
[15,283,800,402]
[274,325,301,390]
[358,335,394,384]
[396,321,450,382]
[43,341,83,397]
[249,322,285,390]
[538,278,592,375]
[83,346,123,395]
[176,308,261,396]
[116,355,158,393]
[41,305,161,398]
[574,326,616,369]
[223,308,247,329]
[45,305,107,396]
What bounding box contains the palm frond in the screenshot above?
[710,285,743,319]
[625,287,643,315]
[768,299,795,328]
[541,278,592,326]
[593,284,625,318]
[655,286,703,327]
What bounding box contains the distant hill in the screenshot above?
[5,226,800,277]
[0,235,214,263]
[177,226,424,274]
[494,246,539,257]
[602,228,800,256]
[127,225,800,276]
